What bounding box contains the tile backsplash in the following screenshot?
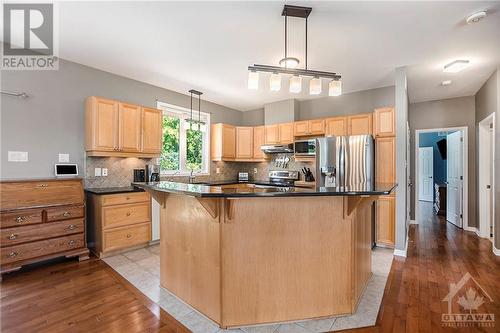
[85,157,153,188]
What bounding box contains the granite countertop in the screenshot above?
[132,181,397,198]
[85,186,145,195]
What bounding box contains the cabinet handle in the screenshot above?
[126,197,130,200]
[8,251,18,258]
[67,224,76,230]
[63,211,71,217]
[126,212,131,216]
[36,184,48,188]
[15,216,25,223]
[126,234,132,239]
[7,234,18,240]
[68,240,76,246]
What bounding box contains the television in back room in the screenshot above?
[436,138,447,159]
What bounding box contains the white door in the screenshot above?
[418,147,434,202]
[407,123,411,222]
[446,131,463,227]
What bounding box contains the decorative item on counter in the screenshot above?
[302,167,315,182]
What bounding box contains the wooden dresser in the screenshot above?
[87,191,151,258]
[0,179,89,276]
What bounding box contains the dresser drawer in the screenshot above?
[1,233,85,265]
[103,222,150,253]
[1,218,84,247]
[0,180,84,210]
[1,209,43,228]
[102,202,150,229]
[46,205,84,222]
[100,192,150,206]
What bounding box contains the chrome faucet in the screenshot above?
[188,170,196,183]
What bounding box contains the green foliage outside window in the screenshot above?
[186,128,203,171]
[160,116,179,171]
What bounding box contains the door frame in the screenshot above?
[414,127,468,229]
[478,113,495,241]
[418,146,434,202]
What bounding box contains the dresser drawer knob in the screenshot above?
[7,234,18,240]
[126,197,130,200]
[8,251,18,258]
[126,234,132,239]
[67,224,76,230]
[15,216,26,223]
[126,212,131,216]
[63,211,71,217]
[68,240,76,246]
[36,183,48,188]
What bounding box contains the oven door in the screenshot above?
[294,140,316,156]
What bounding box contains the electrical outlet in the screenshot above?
[8,151,28,162]
[216,168,220,174]
[94,168,102,177]
[254,168,258,174]
[102,168,108,176]
[58,153,69,163]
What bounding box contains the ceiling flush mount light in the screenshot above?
[441,80,452,86]
[466,11,487,24]
[185,89,206,132]
[443,60,470,73]
[247,5,341,96]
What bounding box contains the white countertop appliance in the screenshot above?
[238,172,249,182]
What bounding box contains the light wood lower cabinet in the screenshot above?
[376,195,395,247]
[87,191,151,257]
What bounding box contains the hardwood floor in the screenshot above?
[1,202,499,333]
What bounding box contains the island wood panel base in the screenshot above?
[157,194,374,329]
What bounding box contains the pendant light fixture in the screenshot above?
[248,5,342,96]
[185,89,205,132]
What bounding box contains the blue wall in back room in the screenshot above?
[419,132,449,186]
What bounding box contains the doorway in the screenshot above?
[478,113,495,242]
[415,127,468,229]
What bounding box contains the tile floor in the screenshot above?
[104,246,394,333]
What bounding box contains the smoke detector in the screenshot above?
[466,11,487,24]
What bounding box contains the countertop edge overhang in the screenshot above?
[132,181,398,198]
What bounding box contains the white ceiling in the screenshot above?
[58,1,500,111]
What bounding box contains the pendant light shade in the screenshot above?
[184,121,192,130]
[289,75,302,93]
[279,57,300,68]
[309,77,322,95]
[328,80,342,96]
[199,123,207,132]
[248,71,259,89]
[270,73,281,91]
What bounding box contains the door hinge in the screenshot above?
[460,176,463,180]
[490,123,494,129]
[486,185,491,189]
[460,137,464,142]
[460,214,463,218]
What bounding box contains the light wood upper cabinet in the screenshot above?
[236,127,254,160]
[265,125,280,144]
[142,107,162,154]
[294,120,325,136]
[375,136,396,183]
[376,195,395,247]
[373,107,395,137]
[348,113,373,135]
[211,123,236,161]
[325,117,347,136]
[118,103,142,152]
[85,97,119,152]
[85,96,162,157]
[253,126,265,159]
[279,123,294,143]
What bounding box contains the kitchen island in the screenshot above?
[134,181,396,329]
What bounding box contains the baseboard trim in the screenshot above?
[393,248,407,257]
[493,246,500,256]
[409,219,418,225]
[463,226,482,237]
[149,239,160,246]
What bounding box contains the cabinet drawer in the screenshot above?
[103,222,150,253]
[1,233,85,265]
[102,202,150,229]
[46,205,84,222]
[1,209,43,228]
[100,192,150,206]
[1,218,84,247]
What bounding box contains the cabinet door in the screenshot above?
[119,103,142,152]
[265,125,280,144]
[142,107,162,154]
[253,126,265,159]
[376,195,395,247]
[309,119,325,135]
[222,124,236,159]
[325,117,347,136]
[236,127,253,159]
[279,123,294,144]
[294,121,310,136]
[374,107,395,137]
[86,97,119,151]
[348,113,373,135]
[375,137,396,183]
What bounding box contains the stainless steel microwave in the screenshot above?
[294,139,316,156]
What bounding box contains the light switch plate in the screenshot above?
[216,167,220,174]
[254,168,258,174]
[58,153,70,163]
[8,151,28,162]
[94,168,102,177]
[102,168,108,176]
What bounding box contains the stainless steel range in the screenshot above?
[268,170,299,186]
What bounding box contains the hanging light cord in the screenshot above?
[305,17,308,70]
[190,91,193,123]
[284,13,288,68]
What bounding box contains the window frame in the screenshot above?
[156,101,211,176]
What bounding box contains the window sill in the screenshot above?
[160,172,210,177]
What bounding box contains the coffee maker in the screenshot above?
[145,164,160,182]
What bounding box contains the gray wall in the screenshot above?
[264,99,299,125]
[408,96,476,228]
[475,69,499,250]
[1,59,243,180]
[242,108,265,126]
